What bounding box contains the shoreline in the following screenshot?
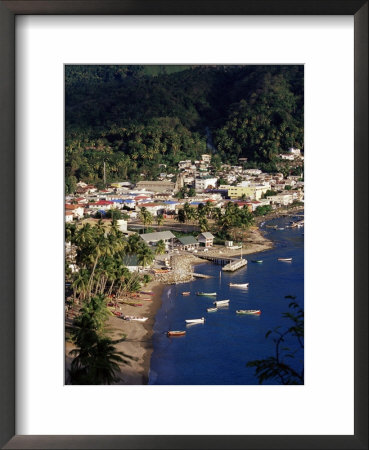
[66,207,303,384]
[115,220,278,384]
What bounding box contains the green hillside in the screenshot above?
[65,65,303,191]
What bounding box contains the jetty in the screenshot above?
[197,254,235,265]
[222,258,248,272]
[197,252,248,272]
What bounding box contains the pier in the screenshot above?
[197,253,248,272]
[197,254,235,265]
[222,258,248,272]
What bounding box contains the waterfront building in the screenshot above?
[140,231,176,250]
[177,236,200,251]
[198,232,215,247]
[122,255,143,272]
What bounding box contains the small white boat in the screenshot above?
[196,292,217,296]
[213,299,230,307]
[278,257,292,262]
[207,307,218,313]
[229,282,249,288]
[123,316,148,322]
[185,318,205,324]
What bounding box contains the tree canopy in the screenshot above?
[65,65,303,187]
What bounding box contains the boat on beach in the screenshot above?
[123,316,148,322]
[251,260,263,263]
[181,292,190,296]
[167,330,186,337]
[213,299,230,307]
[278,257,292,262]
[185,318,205,324]
[207,307,218,313]
[196,292,217,296]
[229,282,249,288]
[236,309,261,315]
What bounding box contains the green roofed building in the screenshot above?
[122,254,142,272]
[140,230,175,250]
[177,236,200,251]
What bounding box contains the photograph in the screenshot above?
[64,64,304,385]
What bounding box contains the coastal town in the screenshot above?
[66,150,304,277]
[65,64,304,385]
[65,151,304,384]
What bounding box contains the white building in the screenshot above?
[65,204,84,219]
[195,177,218,191]
[279,154,295,161]
[289,147,301,155]
[116,220,128,233]
[65,212,74,223]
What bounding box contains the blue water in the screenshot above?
[149,214,304,385]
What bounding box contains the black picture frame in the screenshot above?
[0,1,367,449]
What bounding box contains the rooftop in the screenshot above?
[140,231,176,242]
[178,236,198,245]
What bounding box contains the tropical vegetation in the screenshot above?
[65,65,303,191]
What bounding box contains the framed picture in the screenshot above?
[0,1,367,449]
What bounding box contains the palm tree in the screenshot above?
[65,223,77,243]
[156,214,164,227]
[69,331,130,385]
[71,269,90,302]
[139,207,153,233]
[155,239,166,255]
[203,201,213,219]
[137,245,154,268]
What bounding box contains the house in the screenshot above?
[140,230,176,250]
[65,204,84,219]
[116,220,128,233]
[122,255,142,272]
[195,177,218,191]
[163,200,180,212]
[136,203,164,216]
[289,147,301,155]
[177,236,200,251]
[279,154,295,161]
[197,232,214,247]
[88,200,114,211]
[178,160,192,170]
[201,154,211,163]
[65,212,74,223]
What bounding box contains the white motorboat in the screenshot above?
[213,299,230,307]
[185,318,205,324]
[229,282,249,288]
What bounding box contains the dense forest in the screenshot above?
[65,65,304,192]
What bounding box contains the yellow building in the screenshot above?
[227,185,268,200]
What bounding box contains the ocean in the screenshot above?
[148,213,304,385]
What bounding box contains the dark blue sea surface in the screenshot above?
[149,214,304,385]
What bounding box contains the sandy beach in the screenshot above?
[65,280,165,385]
